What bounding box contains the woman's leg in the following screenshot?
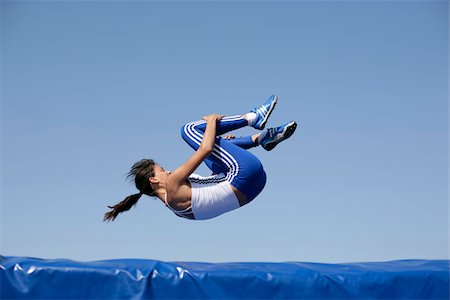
[223,121,299,152]
[181,116,267,201]
[190,115,249,136]
[223,134,259,150]
[181,115,250,174]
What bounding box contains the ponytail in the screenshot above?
[103,192,143,222]
[104,159,157,222]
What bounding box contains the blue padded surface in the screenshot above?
[1,256,449,299]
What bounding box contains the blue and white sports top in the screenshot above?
[164,173,240,220]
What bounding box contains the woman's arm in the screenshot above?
[169,114,223,184]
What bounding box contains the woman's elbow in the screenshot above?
[200,144,213,155]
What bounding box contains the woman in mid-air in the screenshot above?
[104,95,297,221]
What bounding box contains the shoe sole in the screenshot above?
[264,121,297,151]
[258,95,278,130]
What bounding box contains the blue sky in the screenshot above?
[1,1,448,263]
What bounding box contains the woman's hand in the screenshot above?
[202,114,224,122]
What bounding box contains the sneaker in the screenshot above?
[250,95,278,130]
[259,121,297,151]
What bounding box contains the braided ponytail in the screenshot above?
[103,192,143,222]
[104,159,156,222]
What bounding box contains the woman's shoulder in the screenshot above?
[166,180,192,209]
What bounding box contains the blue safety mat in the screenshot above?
[1,256,448,299]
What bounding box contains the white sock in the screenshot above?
[245,112,257,125]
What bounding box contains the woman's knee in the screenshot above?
[181,122,198,142]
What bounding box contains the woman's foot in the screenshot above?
[248,95,278,130]
[258,121,297,151]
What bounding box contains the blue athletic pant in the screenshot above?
[225,136,258,150]
[181,115,267,202]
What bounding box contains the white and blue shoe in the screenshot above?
[250,95,278,130]
[259,121,297,151]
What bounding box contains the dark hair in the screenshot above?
[103,159,158,222]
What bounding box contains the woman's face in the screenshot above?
[150,164,170,184]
